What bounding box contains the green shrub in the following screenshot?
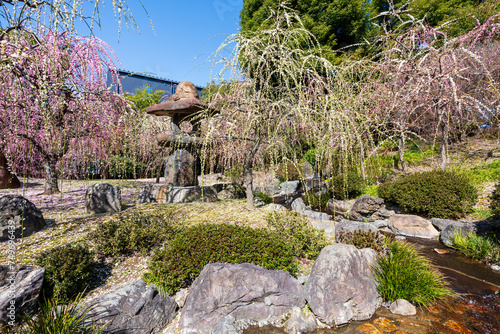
[303,192,330,210]
[266,211,328,259]
[302,149,317,167]
[378,170,478,219]
[336,228,388,253]
[255,191,273,204]
[276,160,302,181]
[20,294,103,334]
[35,244,96,303]
[328,171,365,200]
[91,210,184,256]
[373,240,453,305]
[452,232,500,265]
[106,155,147,179]
[490,182,500,218]
[144,223,298,295]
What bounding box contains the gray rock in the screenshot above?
[389,299,416,316]
[0,195,46,241]
[253,197,265,207]
[310,220,336,235]
[491,264,500,271]
[440,222,476,247]
[85,182,121,214]
[302,161,314,179]
[325,199,352,216]
[431,218,458,232]
[165,149,197,186]
[280,181,301,195]
[137,184,163,204]
[389,214,439,239]
[156,185,218,203]
[297,276,308,285]
[0,265,45,324]
[284,307,321,334]
[305,244,382,326]
[372,220,389,228]
[213,315,238,334]
[178,262,305,334]
[291,198,307,214]
[213,183,246,200]
[263,204,286,211]
[87,280,177,334]
[349,195,386,222]
[174,288,189,308]
[302,209,329,221]
[395,235,407,241]
[335,219,378,236]
[253,185,281,196]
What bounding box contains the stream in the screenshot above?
[244,235,500,334]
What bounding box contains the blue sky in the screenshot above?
[89,0,243,87]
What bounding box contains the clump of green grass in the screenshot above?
[465,159,500,185]
[255,191,274,204]
[20,294,103,334]
[373,240,453,305]
[452,232,500,265]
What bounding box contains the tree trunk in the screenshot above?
[359,144,366,180]
[243,140,261,211]
[0,150,21,189]
[398,135,407,173]
[441,121,448,170]
[244,159,255,210]
[43,159,60,194]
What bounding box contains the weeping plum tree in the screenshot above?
[369,8,500,170]
[0,29,128,194]
[202,3,376,210]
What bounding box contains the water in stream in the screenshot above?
[244,236,500,334]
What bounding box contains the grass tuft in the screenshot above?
[452,231,500,265]
[373,240,453,305]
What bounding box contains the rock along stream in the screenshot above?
[244,236,500,334]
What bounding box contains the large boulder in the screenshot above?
[178,262,306,334]
[87,280,178,334]
[389,214,439,239]
[349,195,392,222]
[0,195,46,241]
[0,153,20,189]
[335,219,378,236]
[137,184,163,204]
[85,182,121,214]
[280,181,301,195]
[165,149,197,186]
[431,218,458,232]
[156,185,218,203]
[0,265,45,324]
[325,199,353,217]
[304,244,382,326]
[291,198,330,221]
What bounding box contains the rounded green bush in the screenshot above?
[328,171,365,200]
[91,209,184,256]
[373,240,453,305]
[378,170,478,219]
[144,223,298,295]
[35,243,96,303]
[490,182,500,218]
